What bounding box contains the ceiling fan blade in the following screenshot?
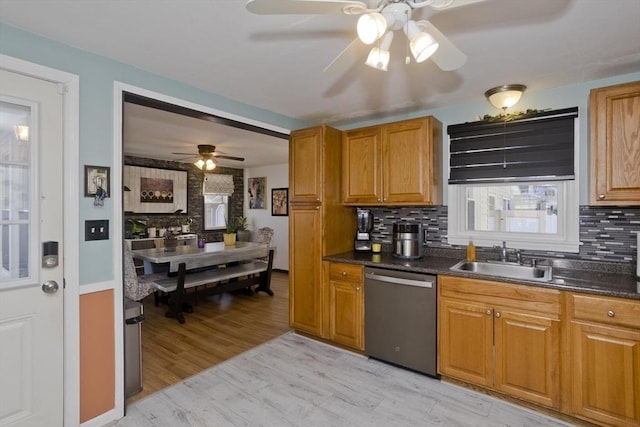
[416,20,467,71]
[214,154,245,162]
[172,152,197,156]
[429,0,486,10]
[246,0,368,15]
[323,37,364,75]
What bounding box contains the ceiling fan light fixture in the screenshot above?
[365,31,394,71]
[357,12,387,44]
[205,158,216,170]
[484,84,527,110]
[194,159,205,169]
[410,32,439,63]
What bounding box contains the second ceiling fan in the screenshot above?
[173,144,245,171]
[246,0,485,72]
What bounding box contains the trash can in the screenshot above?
[124,298,144,398]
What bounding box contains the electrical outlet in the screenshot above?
[85,220,109,241]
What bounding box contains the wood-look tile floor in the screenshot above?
[128,271,291,403]
[118,332,575,427]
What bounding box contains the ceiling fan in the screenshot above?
[246,0,484,72]
[173,144,245,171]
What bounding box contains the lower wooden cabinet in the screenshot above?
[326,261,365,351]
[438,276,562,409]
[568,293,640,426]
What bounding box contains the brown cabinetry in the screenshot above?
[326,262,364,350]
[343,116,442,206]
[439,276,562,409]
[326,262,365,350]
[568,293,640,426]
[288,126,355,338]
[589,80,640,205]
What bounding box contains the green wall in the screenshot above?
[1,22,638,284]
[0,22,309,285]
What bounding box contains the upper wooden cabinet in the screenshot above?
[343,116,442,206]
[589,80,640,205]
[289,126,340,204]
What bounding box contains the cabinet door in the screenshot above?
[439,297,493,387]
[590,81,640,205]
[342,126,382,204]
[329,279,364,350]
[494,309,561,409]
[289,206,323,336]
[571,321,640,426]
[382,118,432,204]
[290,127,322,203]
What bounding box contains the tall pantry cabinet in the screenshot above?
[288,126,355,337]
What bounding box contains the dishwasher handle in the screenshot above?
[365,272,434,288]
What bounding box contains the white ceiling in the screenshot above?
[1,0,639,167]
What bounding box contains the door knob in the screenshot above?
[42,280,59,294]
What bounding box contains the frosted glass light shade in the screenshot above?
[485,84,527,110]
[365,47,390,71]
[410,32,439,63]
[195,158,217,170]
[357,13,387,44]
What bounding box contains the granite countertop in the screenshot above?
[324,250,640,300]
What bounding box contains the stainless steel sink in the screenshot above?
[449,260,553,282]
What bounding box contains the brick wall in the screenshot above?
[123,156,244,242]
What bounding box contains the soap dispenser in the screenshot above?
[466,239,476,262]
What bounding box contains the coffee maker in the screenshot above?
[354,208,373,252]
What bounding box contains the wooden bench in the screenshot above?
[151,249,274,324]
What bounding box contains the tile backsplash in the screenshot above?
[368,205,639,264]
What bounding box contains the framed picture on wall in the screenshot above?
[248,177,266,209]
[123,165,188,213]
[84,165,110,197]
[271,188,288,216]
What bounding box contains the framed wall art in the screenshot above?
[84,165,110,197]
[123,165,187,213]
[248,177,266,209]
[271,188,288,216]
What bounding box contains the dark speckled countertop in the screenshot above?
[324,249,640,300]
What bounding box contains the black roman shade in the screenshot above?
[448,107,578,184]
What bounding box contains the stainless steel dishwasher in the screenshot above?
[364,267,438,377]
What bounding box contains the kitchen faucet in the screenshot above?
[495,241,508,262]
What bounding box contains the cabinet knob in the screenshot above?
[316,206,320,210]
[607,310,615,317]
[485,309,492,316]
[377,198,381,202]
[356,287,361,292]
[495,312,501,318]
[599,194,606,200]
[341,271,347,276]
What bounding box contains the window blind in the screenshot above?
[203,174,234,195]
[448,107,578,184]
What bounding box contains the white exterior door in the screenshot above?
[0,69,65,426]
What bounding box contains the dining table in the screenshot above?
[131,241,270,275]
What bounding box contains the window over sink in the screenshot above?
[447,108,580,253]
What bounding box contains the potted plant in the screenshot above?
[181,217,192,234]
[223,217,236,246]
[235,216,250,242]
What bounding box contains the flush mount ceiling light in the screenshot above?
[484,84,527,110]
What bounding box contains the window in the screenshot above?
[448,180,579,252]
[447,108,579,253]
[204,194,228,230]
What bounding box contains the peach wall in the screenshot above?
[79,289,115,423]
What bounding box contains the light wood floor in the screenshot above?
[118,332,574,427]
[127,271,290,403]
